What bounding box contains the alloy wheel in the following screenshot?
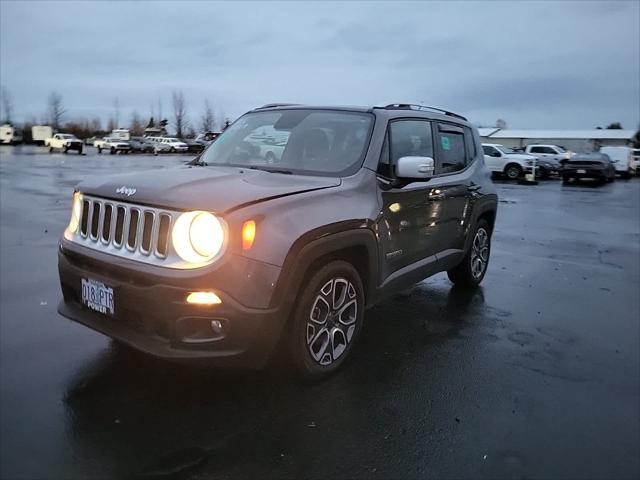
[306,278,358,366]
[470,227,490,279]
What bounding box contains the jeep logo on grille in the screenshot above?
[115,186,137,197]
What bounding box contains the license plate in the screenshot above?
[577,169,586,174]
[81,278,114,316]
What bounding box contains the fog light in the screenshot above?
[186,291,222,305]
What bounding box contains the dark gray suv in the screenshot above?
[57,104,498,378]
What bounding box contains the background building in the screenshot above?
[478,128,635,152]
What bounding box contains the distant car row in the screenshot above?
[39,132,217,155]
[482,143,639,183]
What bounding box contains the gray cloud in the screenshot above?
[1,0,638,130]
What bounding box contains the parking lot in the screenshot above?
[0,145,639,479]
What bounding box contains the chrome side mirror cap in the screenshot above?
[396,156,435,179]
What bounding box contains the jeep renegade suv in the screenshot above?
[58,104,497,378]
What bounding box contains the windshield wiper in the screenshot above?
[247,166,293,175]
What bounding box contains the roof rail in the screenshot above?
[253,103,301,110]
[377,103,467,121]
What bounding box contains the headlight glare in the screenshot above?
[67,192,82,233]
[172,211,225,264]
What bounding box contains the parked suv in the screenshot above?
[482,143,537,179]
[57,104,498,378]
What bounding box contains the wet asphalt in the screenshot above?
[0,145,639,479]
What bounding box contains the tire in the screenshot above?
[63,148,68,154]
[562,176,571,185]
[537,168,548,179]
[110,147,115,155]
[621,171,631,180]
[98,147,102,154]
[504,163,522,180]
[49,147,54,153]
[78,147,83,155]
[288,260,365,379]
[447,219,491,288]
[170,147,176,153]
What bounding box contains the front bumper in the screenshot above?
[562,167,606,179]
[57,241,289,367]
[66,143,83,151]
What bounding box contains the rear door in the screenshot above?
[482,145,503,172]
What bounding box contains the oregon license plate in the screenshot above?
[577,169,586,174]
[81,278,114,316]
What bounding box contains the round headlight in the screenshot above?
[172,211,225,264]
[67,192,82,233]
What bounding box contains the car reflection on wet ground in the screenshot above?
[1,146,639,479]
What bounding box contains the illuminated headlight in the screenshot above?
[172,211,226,264]
[67,192,82,234]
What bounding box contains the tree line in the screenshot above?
[0,87,231,141]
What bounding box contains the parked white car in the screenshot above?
[524,144,573,162]
[94,137,131,154]
[599,146,636,178]
[482,143,537,179]
[45,133,83,154]
[146,137,188,153]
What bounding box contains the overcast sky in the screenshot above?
[1,0,639,130]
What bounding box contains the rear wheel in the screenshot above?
[98,147,102,154]
[110,147,115,155]
[49,146,53,153]
[170,147,176,153]
[447,219,491,287]
[288,260,364,379]
[504,163,522,180]
[562,176,571,185]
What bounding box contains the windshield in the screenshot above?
[60,134,74,139]
[199,109,374,176]
[496,145,517,154]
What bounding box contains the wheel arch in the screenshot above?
[270,228,379,311]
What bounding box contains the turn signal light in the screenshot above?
[242,220,256,250]
[186,292,222,305]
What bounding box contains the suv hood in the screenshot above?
[77,165,341,213]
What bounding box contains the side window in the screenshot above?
[435,124,466,174]
[379,120,433,178]
[482,145,493,155]
[464,127,476,160]
[542,147,556,154]
[529,146,543,154]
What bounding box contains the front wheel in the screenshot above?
[504,163,522,180]
[288,260,364,379]
[447,219,491,287]
[49,147,54,153]
[110,147,115,155]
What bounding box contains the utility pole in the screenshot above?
[114,97,120,128]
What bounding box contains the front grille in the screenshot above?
[77,196,172,260]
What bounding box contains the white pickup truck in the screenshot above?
[600,146,636,178]
[482,143,537,179]
[45,133,83,154]
[94,137,131,154]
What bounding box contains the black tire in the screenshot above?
[447,219,491,288]
[504,163,522,180]
[537,168,549,179]
[49,146,53,153]
[78,147,83,155]
[98,147,102,154]
[63,148,68,154]
[170,147,176,153]
[288,260,365,379]
[562,176,571,185]
[621,171,631,180]
[110,147,115,155]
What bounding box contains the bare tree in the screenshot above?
[1,86,13,124]
[495,118,507,129]
[172,91,188,138]
[47,91,66,130]
[201,99,215,132]
[107,117,116,132]
[130,110,144,136]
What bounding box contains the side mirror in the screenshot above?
[396,156,434,179]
